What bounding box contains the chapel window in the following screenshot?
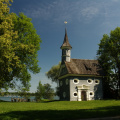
[89,91,94,96]
[73,79,79,84]
[95,80,100,84]
[87,79,93,84]
[73,92,77,97]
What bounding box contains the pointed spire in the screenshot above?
[60,28,72,49]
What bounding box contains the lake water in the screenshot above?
[0,96,36,102]
[0,96,59,102]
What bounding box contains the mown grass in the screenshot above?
[0,100,120,120]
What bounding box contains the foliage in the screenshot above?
[0,0,18,89]
[46,62,61,83]
[16,83,31,99]
[97,27,120,98]
[0,89,5,96]
[35,81,45,101]
[0,91,35,97]
[43,83,54,100]
[13,12,41,74]
[0,0,41,90]
[0,100,120,120]
[35,81,55,101]
[55,86,60,96]
[46,62,61,96]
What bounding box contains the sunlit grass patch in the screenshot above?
[0,100,120,120]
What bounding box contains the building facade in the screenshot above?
[58,28,104,101]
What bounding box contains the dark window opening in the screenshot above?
[74,93,77,96]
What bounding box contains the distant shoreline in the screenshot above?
[0,96,59,102]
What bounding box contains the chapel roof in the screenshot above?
[60,28,72,49]
[64,59,104,76]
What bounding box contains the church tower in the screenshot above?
[60,28,72,64]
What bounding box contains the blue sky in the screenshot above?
[10,0,120,92]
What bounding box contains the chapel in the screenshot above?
[58,28,104,101]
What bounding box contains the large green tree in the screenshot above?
[0,0,18,89]
[11,12,41,89]
[97,27,120,98]
[0,0,41,90]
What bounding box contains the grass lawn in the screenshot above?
[0,100,120,120]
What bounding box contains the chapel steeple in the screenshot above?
[61,28,72,63]
[61,28,72,49]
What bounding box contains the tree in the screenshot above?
[46,62,61,83]
[46,62,61,96]
[35,82,54,101]
[16,82,31,100]
[11,12,41,90]
[35,81,45,101]
[97,27,120,98]
[0,0,18,89]
[0,0,41,90]
[44,83,54,100]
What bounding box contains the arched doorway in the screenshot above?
[81,91,87,101]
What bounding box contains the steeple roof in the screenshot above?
[61,28,72,49]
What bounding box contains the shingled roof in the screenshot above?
[64,59,103,76]
[60,28,72,49]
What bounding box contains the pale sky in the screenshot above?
[10,0,120,92]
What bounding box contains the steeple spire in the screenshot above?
[60,28,72,49]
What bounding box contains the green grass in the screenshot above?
[0,100,120,120]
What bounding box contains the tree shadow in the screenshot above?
[0,106,120,120]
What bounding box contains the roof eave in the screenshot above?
[60,46,72,49]
[58,74,103,80]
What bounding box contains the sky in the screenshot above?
[9,0,120,93]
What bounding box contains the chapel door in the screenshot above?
[81,91,87,101]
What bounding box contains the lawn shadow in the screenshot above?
[0,106,120,120]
